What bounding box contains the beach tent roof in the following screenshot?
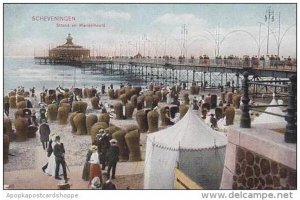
[147,108,226,150]
[253,94,286,124]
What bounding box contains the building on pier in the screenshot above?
[49,33,90,59]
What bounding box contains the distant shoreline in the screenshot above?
[4,56,34,58]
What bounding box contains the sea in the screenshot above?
[4,57,239,95]
[4,57,146,94]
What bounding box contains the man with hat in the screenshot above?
[97,129,111,170]
[53,136,69,182]
[106,139,119,179]
[39,105,47,123]
[39,119,50,150]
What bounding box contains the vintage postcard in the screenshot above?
[2,2,297,198]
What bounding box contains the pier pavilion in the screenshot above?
[49,33,90,59]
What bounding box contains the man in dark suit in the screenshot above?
[53,136,68,182]
[106,139,119,179]
[39,120,50,150]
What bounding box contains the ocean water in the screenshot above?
[4,57,239,95]
[4,57,145,94]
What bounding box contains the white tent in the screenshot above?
[144,109,227,189]
[252,94,286,124]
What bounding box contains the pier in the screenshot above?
[34,56,296,89]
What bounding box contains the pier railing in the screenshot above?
[93,57,296,71]
[240,71,297,143]
[34,56,297,72]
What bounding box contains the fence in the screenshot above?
[240,71,297,143]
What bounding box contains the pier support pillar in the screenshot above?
[236,73,240,92]
[192,70,195,83]
[221,72,223,86]
[186,70,189,84]
[209,72,212,88]
[172,69,175,84]
[150,66,153,81]
[145,66,148,83]
[203,71,206,91]
[157,67,160,82]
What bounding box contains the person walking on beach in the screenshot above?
[42,133,63,176]
[39,119,50,150]
[82,144,95,181]
[88,145,103,186]
[98,129,111,170]
[42,134,53,173]
[39,105,47,123]
[106,139,119,179]
[101,84,105,94]
[31,87,35,97]
[53,136,68,182]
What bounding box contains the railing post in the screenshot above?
[284,75,297,143]
[240,71,251,128]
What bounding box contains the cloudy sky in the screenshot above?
[4,4,296,57]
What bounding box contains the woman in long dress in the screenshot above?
[45,135,63,177]
[88,145,103,186]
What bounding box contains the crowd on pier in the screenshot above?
[103,54,296,68]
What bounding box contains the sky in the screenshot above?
[4,4,296,58]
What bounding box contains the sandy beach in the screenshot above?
[4,86,269,190]
[4,89,169,189]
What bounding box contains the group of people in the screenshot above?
[82,129,119,189]
[41,132,69,182]
[39,121,119,189]
[7,85,134,189]
[163,106,180,125]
